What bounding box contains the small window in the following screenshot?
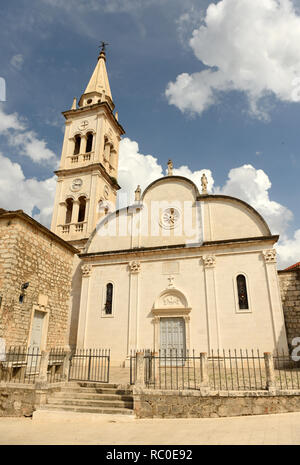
[65,198,73,224]
[237,275,249,310]
[74,135,81,155]
[78,196,86,223]
[87,99,92,104]
[104,283,113,315]
[86,132,93,153]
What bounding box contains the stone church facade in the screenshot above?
[49,47,289,366]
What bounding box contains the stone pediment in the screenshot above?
[153,289,190,315]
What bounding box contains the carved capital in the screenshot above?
[81,264,92,277]
[129,261,141,274]
[202,255,216,268]
[263,249,277,263]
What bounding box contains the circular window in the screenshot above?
[87,99,92,104]
[160,207,181,229]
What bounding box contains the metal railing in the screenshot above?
[0,346,68,384]
[47,348,66,383]
[0,346,42,384]
[69,349,110,383]
[273,350,300,390]
[208,349,267,391]
[130,348,300,392]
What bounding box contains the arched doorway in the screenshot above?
[152,289,191,358]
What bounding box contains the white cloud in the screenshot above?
[215,164,293,237]
[276,230,300,268]
[0,153,55,227]
[0,106,57,165]
[166,0,300,118]
[173,165,214,192]
[0,108,24,132]
[10,54,24,71]
[118,138,164,206]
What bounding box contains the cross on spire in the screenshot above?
[99,41,109,52]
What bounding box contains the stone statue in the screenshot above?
[201,172,208,195]
[167,159,173,176]
[135,185,141,202]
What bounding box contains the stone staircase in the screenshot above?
[37,382,134,416]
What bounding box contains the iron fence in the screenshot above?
[129,348,300,392]
[0,346,42,384]
[47,348,66,383]
[68,348,110,383]
[208,349,267,391]
[273,350,300,390]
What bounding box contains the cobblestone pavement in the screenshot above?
[0,411,300,445]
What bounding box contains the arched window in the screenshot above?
[104,283,113,315]
[86,132,93,153]
[74,135,81,155]
[78,196,86,223]
[237,274,249,310]
[65,198,73,224]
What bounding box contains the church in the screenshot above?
[50,46,288,366]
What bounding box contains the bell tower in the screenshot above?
[51,45,125,249]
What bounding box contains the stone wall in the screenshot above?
[278,269,300,349]
[0,386,36,417]
[0,384,63,417]
[0,213,75,348]
[134,390,300,419]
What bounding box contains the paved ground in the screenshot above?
[0,411,300,445]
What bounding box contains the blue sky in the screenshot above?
[0,0,299,267]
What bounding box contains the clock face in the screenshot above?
[160,207,181,229]
[71,178,83,191]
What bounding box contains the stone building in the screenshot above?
[0,209,77,349]
[50,47,289,366]
[278,262,300,350]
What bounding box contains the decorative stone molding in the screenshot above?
[163,295,181,306]
[81,264,92,277]
[202,255,216,268]
[129,261,141,274]
[263,249,277,263]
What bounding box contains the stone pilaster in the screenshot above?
[202,255,221,351]
[263,249,288,352]
[127,261,141,355]
[76,264,93,348]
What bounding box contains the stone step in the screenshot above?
[60,387,132,395]
[39,404,134,415]
[33,409,135,423]
[51,392,133,402]
[47,398,133,409]
[67,382,121,389]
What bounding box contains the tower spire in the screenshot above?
[78,43,113,109]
